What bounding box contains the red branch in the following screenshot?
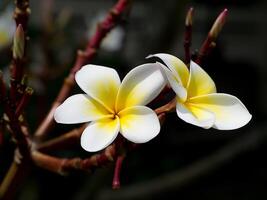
[35,0,133,140]
[184,7,193,64]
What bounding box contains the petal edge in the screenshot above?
[81,117,120,152]
[119,106,160,143]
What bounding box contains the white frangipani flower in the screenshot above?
[148,53,252,130]
[54,64,166,152]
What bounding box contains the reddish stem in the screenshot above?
[32,145,116,175]
[184,7,193,64]
[112,155,125,189]
[15,87,33,117]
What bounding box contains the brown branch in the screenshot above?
[195,8,228,65]
[34,0,133,140]
[32,145,117,175]
[37,124,87,152]
[184,7,193,64]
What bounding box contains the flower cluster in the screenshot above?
[54,53,252,152]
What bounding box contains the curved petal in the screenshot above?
[188,93,252,130]
[147,53,189,87]
[54,94,111,124]
[157,62,187,102]
[118,106,160,143]
[116,63,166,112]
[81,117,120,152]
[176,101,215,129]
[187,61,216,98]
[75,64,121,112]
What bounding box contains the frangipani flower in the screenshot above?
[148,53,252,130]
[54,64,166,152]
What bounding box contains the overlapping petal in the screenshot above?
[118,106,160,143]
[75,64,121,112]
[187,61,216,98]
[176,102,215,129]
[81,117,120,152]
[54,94,111,124]
[147,53,189,87]
[188,93,252,130]
[157,62,187,102]
[116,63,166,112]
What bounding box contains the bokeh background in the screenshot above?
[0,0,266,199]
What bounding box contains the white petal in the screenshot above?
[147,53,189,87]
[187,61,216,98]
[54,94,111,124]
[188,93,252,130]
[75,64,121,112]
[81,117,120,152]
[116,63,166,112]
[157,62,187,102]
[118,106,160,143]
[176,101,215,129]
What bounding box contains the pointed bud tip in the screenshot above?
[185,7,194,26]
[15,24,25,39]
[17,24,23,30]
[209,9,228,39]
[13,24,25,59]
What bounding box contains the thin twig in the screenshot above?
[112,154,126,189]
[32,145,117,175]
[184,7,193,64]
[36,124,87,152]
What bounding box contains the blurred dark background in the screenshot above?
[0,0,266,199]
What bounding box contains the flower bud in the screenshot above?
[13,24,25,59]
[185,7,194,27]
[209,8,228,40]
